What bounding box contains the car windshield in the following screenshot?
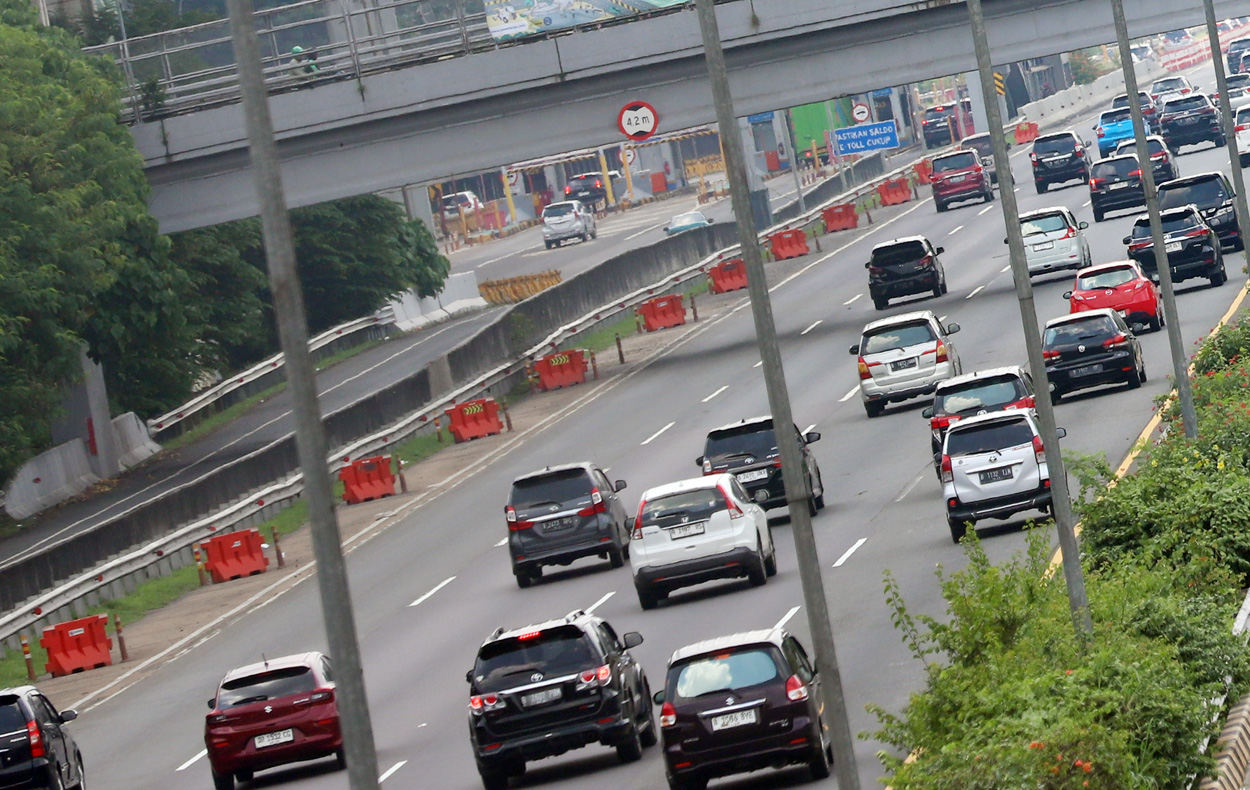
[672,212,705,225]
[511,469,591,509]
[1043,317,1118,347]
[946,418,1035,457]
[1159,179,1227,209]
[0,696,25,734]
[961,137,992,156]
[1020,213,1070,236]
[1163,96,1208,113]
[542,203,575,217]
[1116,139,1165,157]
[924,106,955,121]
[705,424,777,463]
[1101,108,1132,124]
[935,375,1028,416]
[1092,158,1139,179]
[1227,74,1250,89]
[640,489,726,529]
[1153,78,1185,93]
[871,240,927,264]
[1033,136,1076,155]
[473,626,597,693]
[671,648,784,701]
[218,666,315,707]
[862,321,936,354]
[932,152,976,172]
[1078,266,1137,290]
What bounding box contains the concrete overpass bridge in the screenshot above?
[109,0,1242,233]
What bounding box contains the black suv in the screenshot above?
[1111,91,1159,132]
[1123,206,1228,287]
[505,463,630,588]
[563,172,621,210]
[1158,94,1224,151]
[921,104,961,148]
[1042,309,1146,400]
[1157,172,1244,251]
[865,236,947,310]
[697,417,825,515]
[1089,155,1145,223]
[466,611,656,789]
[654,628,831,790]
[1030,132,1092,193]
[0,687,84,790]
[1228,35,1250,73]
[1113,135,1180,184]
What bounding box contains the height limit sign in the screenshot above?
[618,101,659,141]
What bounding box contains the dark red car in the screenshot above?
[929,149,993,212]
[1064,261,1162,331]
[205,652,344,790]
[655,628,831,790]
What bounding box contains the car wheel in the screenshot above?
[1148,313,1161,332]
[73,753,86,790]
[931,275,943,299]
[747,544,768,587]
[636,583,659,610]
[1126,363,1142,389]
[1036,180,1048,194]
[935,200,947,213]
[948,517,968,544]
[1212,260,1228,286]
[872,296,888,310]
[985,187,995,202]
[514,566,538,589]
[1093,206,1105,223]
[581,231,590,242]
[335,748,346,770]
[813,469,826,510]
[808,723,833,780]
[616,716,644,763]
[608,543,625,568]
[590,227,598,239]
[1216,134,1228,148]
[764,536,778,577]
[1140,360,1147,383]
[639,678,659,747]
[864,400,884,418]
[544,241,553,249]
[477,765,509,790]
[1241,153,1250,168]
[212,770,234,790]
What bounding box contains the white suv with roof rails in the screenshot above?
[1016,206,1091,276]
[850,310,961,418]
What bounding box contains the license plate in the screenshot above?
[522,687,562,708]
[255,729,294,749]
[668,522,706,539]
[711,708,758,731]
[1165,241,1182,253]
[542,516,578,532]
[1109,182,1129,190]
[1180,117,1198,124]
[978,466,1014,484]
[1071,363,1102,377]
[736,469,769,483]
[1032,241,1055,251]
[890,357,918,372]
[950,175,966,183]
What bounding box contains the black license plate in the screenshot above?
[979,466,1014,484]
[890,357,918,372]
[543,516,578,532]
[1070,363,1102,377]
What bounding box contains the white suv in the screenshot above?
[941,410,1061,543]
[1236,106,1250,167]
[541,200,597,249]
[1016,206,1091,277]
[850,310,961,418]
[629,474,776,610]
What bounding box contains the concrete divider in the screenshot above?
[112,413,160,470]
[1017,60,1167,131]
[3,441,100,521]
[386,272,489,332]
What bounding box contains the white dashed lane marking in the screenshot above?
[642,422,675,445]
[379,761,408,783]
[966,285,986,299]
[586,591,615,613]
[774,606,801,629]
[840,385,860,403]
[176,750,206,772]
[843,293,862,306]
[702,385,728,403]
[833,538,868,568]
[978,205,995,215]
[801,320,822,335]
[948,225,964,236]
[409,577,456,608]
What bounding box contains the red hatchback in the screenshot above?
[1063,261,1163,332]
[205,652,344,790]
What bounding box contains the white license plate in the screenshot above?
[736,469,770,483]
[668,522,706,539]
[950,175,966,183]
[1032,241,1055,251]
[1071,363,1102,377]
[1165,241,1183,253]
[1180,117,1199,124]
[1109,182,1129,190]
[522,687,562,708]
[890,357,918,371]
[711,708,758,731]
[255,729,294,749]
[978,466,1014,484]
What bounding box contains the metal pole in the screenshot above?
[965,0,1092,638]
[785,109,807,214]
[1202,0,1250,281]
[693,2,859,787]
[223,1,380,788]
[1108,0,1199,439]
[825,101,850,193]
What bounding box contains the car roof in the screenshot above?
[512,462,595,484]
[544,200,578,208]
[1034,131,1077,142]
[861,309,939,334]
[0,686,37,697]
[485,610,596,645]
[707,415,773,434]
[1045,308,1119,327]
[945,409,1037,433]
[1018,205,1072,220]
[1158,171,1224,189]
[932,148,975,160]
[960,132,990,142]
[870,235,928,252]
[641,474,735,501]
[1115,134,1165,147]
[220,652,322,684]
[1094,154,1138,165]
[935,365,1028,390]
[668,629,785,664]
[1132,204,1199,224]
[1077,260,1138,276]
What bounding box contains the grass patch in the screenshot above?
[163,382,287,452]
[392,431,453,468]
[314,338,386,372]
[577,314,641,355]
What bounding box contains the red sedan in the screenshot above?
[1063,261,1163,332]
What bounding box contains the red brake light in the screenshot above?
[578,665,612,689]
[470,694,505,715]
[718,484,745,519]
[578,488,607,516]
[785,675,809,701]
[1096,127,1105,137]
[1042,349,1061,360]
[564,185,572,194]
[517,630,542,640]
[633,500,646,539]
[1103,333,1128,349]
[1033,435,1045,465]
[1029,152,1038,163]
[940,455,953,484]
[309,690,334,704]
[597,664,612,684]
[595,179,602,188]
[933,341,949,363]
[857,356,877,380]
[1089,178,1102,189]
[26,720,43,758]
[1128,169,1143,178]
[660,702,677,727]
[506,506,532,531]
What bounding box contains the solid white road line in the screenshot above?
[379,761,408,783]
[1001,265,1011,273]
[641,421,675,445]
[801,320,823,335]
[833,538,868,568]
[966,285,986,299]
[803,424,816,435]
[978,205,995,215]
[948,225,964,236]
[476,253,511,269]
[625,223,665,241]
[895,472,926,502]
[409,576,456,608]
[753,360,763,368]
[843,293,862,305]
[702,385,728,403]
[774,605,801,630]
[840,385,860,403]
[176,750,207,772]
[586,591,615,614]
[1082,199,1092,207]
[495,537,507,547]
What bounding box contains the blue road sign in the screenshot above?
[834,120,900,154]
[747,111,776,124]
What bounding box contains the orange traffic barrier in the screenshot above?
[875,178,913,207]
[708,259,749,294]
[338,455,397,505]
[533,350,588,391]
[41,615,112,677]
[203,528,269,583]
[769,229,810,260]
[821,204,859,233]
[913,160,933,185]
[636,295,687,332]
[445,398,504,443]
[1014,121,1040,145]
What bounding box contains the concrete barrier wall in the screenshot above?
[773,152,886,225]
[3,441,100,521]
[1018,60,1167,130]
[388,272,489,332]
[112,413,161,470]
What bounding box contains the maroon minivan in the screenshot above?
[930,149,994,212]
[205,652,344,790]
[654,629,831,790]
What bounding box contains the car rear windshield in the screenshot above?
[569,174,601,186]
[1227,74,1250,89]
[961,137,992,156]
[1159,179,1226,209]
[1239,108,1250,125]
[473,626,596,692]
[1164,96,1207,113]
[670,647,785,701]
[1092,158,1139,179]
[862,321,936,354]
[1153,78,1184,92]
[1078,266,1137,290]
[924,106,956,121]
[542,203,575,217]
[932,152,976,172]
[1033,136,1076,155]
[935,375,1028,416]
[705,424,776,464]
[1020,212,1070,236]
[1232,39,1250,53]
[1101,108,1132,124]
[511,469,592,508]
[0,696,26,733]
[218,666,315,707]
[640,488,726,529]
[1112,93,1150,109]
[1043,317,1118,347]
[871,240,927,264]
[946,418,1035,457]
[1132,213,1200,237]
[1116,139,1165,157]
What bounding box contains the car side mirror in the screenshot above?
[848,344,860,355]
[1122,236,1132,245]
[695,456,704,467]
[936,246,946,255]
[945,322,960,334]
[653,690,665,705]
[614,479,627,492]
[623,632,643,649]
[1084,139,1092,147]
[922,406,934,418]
[59,710,78,724]
[1056,427,1068,439]
[1078,221,1089,230]
[466,670,474,683]
[1063,291,1073,300]
[207,698,217,710]
[707,217,715,223]
[864,261,871,269]
[804,431,821,444]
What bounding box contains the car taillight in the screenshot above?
[1089,178,1102,189]
[564,185,572,194]
[785,675,809,701]
[1129,169,1143,178]
[1074,144,1084,154]
[1096,127,1105,137]
[930,414,952,430]
[940,455,953,484]
[505,506,532,531]
[660,702,677,727]
[867,264,885,275]
[595,179,602,188]
[578,665,612,689]
[1029,152,1038,163]
[1042,349,1061,359]
[633,501,646,539]
[1060,226,1077,240]
[1153,151,1168,161]
[26,720,43,758]
[309,690,334,704]
[469,694,506,715]
[718,484,745,519]
[702,457,713,474]
[1033,435,1045,465]
[1103,333,1129,349]
[1237,123,1249,133]
[934,342,948,363]
[578,488,607,516]
[857,356,877,380]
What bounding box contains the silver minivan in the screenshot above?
[850,310,962,418]
[1015,206,1091,277]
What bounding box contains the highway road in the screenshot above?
[62,55,1249,790]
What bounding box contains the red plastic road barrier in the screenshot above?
[1014,122,1040,145]
[875,178,913,207]
[636,295,687,332]
[708,259,749,294]
[821,204,859,233]
[338,455,397,505]
[203,528,269,583]
[764,150,781,171]
[41,615,112,677]
[913,160,933,185]
[533,350,588,391]
[445,398,504,443]
[650,172,668,194]
[769,229,810,260]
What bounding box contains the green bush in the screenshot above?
[1192,314,1250,376]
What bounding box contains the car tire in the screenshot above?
[636,583,659,610]
[935,200,947,213]
[590,227,598,239]
[514,566,538,589]
[581,231,590,242]
[984,187,995,203]
[872,296,888,310]
[639,678,659,747]
[608,543,625,568]
[1126,363,1142,389]
[747,545,768,587]
[335,748,346,770]
[813,469,826,510]
[1148,313,1162,332]
[212,770,234,790]
[764,538,778,577]
[1093,205,1105,223]
[865,400,884,418]
[1216,134,1228,148]
[616,717,644,763]
[544,241,553,250]
[1140,360,1147,383]
[948,517,968,544]
[1241,153,1250,168]
[1212,259,1228,286]
[477,766,509,790]
[931,276,943,299]
[808,724,833,780]
[73,753,86,790]
[1036,180,1048,194]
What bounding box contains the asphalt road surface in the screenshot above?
[59,56,1250,790]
